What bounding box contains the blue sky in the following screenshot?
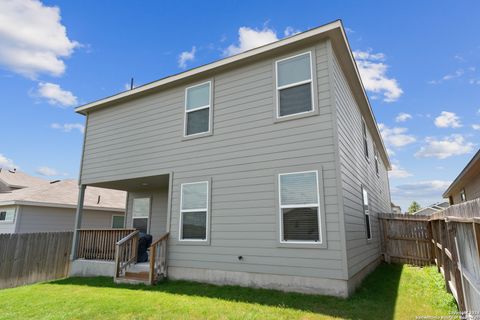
[0,0,478,210]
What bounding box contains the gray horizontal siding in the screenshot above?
[332,48,391,277]
[16,206,122,233]
[81,40,347,281]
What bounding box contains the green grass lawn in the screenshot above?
[0,264,457,320]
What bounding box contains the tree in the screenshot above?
[408,201,421,214]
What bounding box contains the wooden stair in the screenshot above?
[115,271,150,285]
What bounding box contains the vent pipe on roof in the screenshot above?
[50,180,60,184]
[130,78,134,90]
[8,168,16,173]
[97,195,101,204]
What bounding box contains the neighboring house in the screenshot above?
[70,20,392,297]
[0,168,48,193]
[391,202,402,214]
[443,149,480,204]
[0,179,126,234]
[411,202,449,216]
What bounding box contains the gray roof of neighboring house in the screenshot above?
[0,168,49,189]
[412,201,450,216]
[0,179,126,212]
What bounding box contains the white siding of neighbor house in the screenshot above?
[15,206,123,233]
[125,189,168,240]
[81,40,349,281]
[0,206,18,234]
[331,49,392,277]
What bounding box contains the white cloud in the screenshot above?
[472,124,480,130]
[224,27,278,56]
[36,82,77,107]
[178,46,196,69]
[378,123,416,148]
[415,134,474,159]
[392,180,451,204]
[353,50,403,102]
[51,122,84,134]
[284,26,300,37]
[395,112,412,123]
[0,0,78,78]
[434,111,462,128]
[35,166,61,177]
[389,163,412,178]
[0,154,19,170]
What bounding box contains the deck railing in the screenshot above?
[75,229,135,261]
[149,232,169,284]
[114,230,140,280]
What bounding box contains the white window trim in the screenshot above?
[362,118,369,161]
[275,51,315,119]
[374,145,379,176]
[111,214,125,229]
[362,186,372,240]
[179,181,210,242]
[184,81,212,137]
[278,170,322,244]
[132,197,151,233]
[0,208,15,224]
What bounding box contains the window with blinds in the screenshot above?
[184,82,211,136]
[275,52,314,118]
[180,181,209,241]
[362,119,369,160]
[362,186,372,239]
[279,171,320,242]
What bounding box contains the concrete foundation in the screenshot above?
[346,258,381,295]
[168,266,350,298]
[70,259,116,277]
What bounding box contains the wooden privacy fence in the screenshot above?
[379,198,480,312]
[0,232,73,289]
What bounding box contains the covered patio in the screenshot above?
[70,173,172,285]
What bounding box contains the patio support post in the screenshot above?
[71,184,86,260]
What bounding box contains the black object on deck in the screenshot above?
[137,232,152,263]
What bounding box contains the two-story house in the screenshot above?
[69,20,392,298]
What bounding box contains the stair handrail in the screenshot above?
[114,230,140,281]
[149,232,169,285]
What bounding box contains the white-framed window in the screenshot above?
[362,118,369,160]
[179,181,209,241]
[275,52,314,118]
[184,81,211,136]
[362,186,372,240]
[0,208,15,223]
[278,171,321,243]
[111,215,125,229]
[460,189,467,202]
[374,145,379,175]
[132,198,150,234]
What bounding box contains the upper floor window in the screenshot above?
[362,186,372,240]
[374,145,379,175]
[362,118,369,160]
[185,81,211,136]
[180,181,209,241]
[460,189,467,202]
[275,52,314,118]
[279,171,321,243]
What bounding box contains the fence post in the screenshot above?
[439,220,451,293]
[427,220,436,265]
[446,221,466,311]
[381,217,390,263]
